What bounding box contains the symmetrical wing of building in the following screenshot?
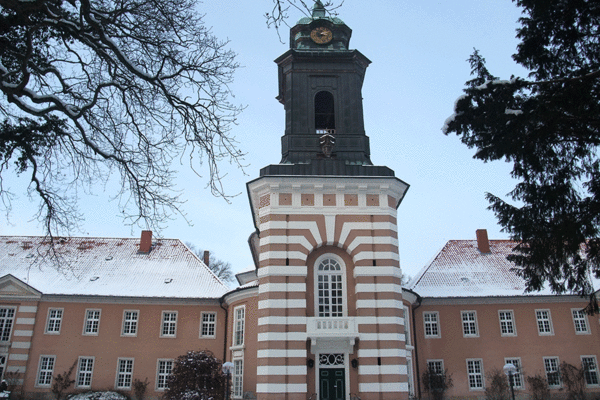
[1,2,599,400]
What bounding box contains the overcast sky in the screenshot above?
[1,0,530,285]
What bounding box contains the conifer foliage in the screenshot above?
[163,350,227,400]
[444,0,600,309]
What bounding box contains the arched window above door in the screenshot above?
[314,91,335,133]
[316,255,345,317]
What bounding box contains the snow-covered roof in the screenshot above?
[0,236,229,299]
[410,239,599,298]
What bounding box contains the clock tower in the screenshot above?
[246,2,411,399]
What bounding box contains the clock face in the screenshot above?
[311,27,333,44]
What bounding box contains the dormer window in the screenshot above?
[315,91,335,133]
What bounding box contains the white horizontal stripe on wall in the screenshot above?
[360,333,405,342]
[356,316,404,326]
[339,222,397,246]
[258,332,307,342]
[257,349,307,359]
[359,364,407,375]
[354,267,402,278]
[360,382,408,393]
[260,235,313,252]
[260,221,322,245]
[355,283,402,293]
[358,348,406,358]
[258,266,307,277]
[347,236,398,253]
[256,383,307,393]
[258,299,306,309]
[11,342,30,349]
[15,318,35,325]
[6,366,24,373]
[18,306,37,313]
[356,299,404,309]
[259,283,306,293]
[256,366,307,376]
[258,316,307,326]
[8,354,28,361]
[13,330,33,337]
[259,251,307,262]
[353,251,399,262]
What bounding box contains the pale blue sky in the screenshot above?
[1,1,529,284]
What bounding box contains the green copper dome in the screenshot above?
[296,0,345,25]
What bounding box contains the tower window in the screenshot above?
[316,256,344,317]
[315,91,335,133]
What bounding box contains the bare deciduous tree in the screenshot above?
[1,0,244,237]
[186,242,234,283]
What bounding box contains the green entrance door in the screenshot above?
[319,368,345,400]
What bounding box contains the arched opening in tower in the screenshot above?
[314,91,336,133]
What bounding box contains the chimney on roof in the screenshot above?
[203,250,210,266]
[139,230,152,253]
[476,229,491,253]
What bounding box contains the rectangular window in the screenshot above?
[233,359,243,398]
[544,357,561,387]
[233,307,245,347]
[37,356,56,386]
[571,309,590,334]
[116,358,134,389]
[0,308,15,342]
[161,311,177,337]
[122,311,139,336]
[423,312,440,338]
[498,310,516,336]
[201,312,216,338]
[467,359,484,390]
[156,359,173,390]
[427,360,444,375]
[536,310,553,335]
[461,311,479,337]
[45,308,63,334]
[504,358,523,389]
[83,309,101,335]
[77,357,94,388]
[582,356,599,386]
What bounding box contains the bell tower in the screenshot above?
[247,2,411,399]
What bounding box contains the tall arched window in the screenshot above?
[316,256,344,317]
[314,91,335,132]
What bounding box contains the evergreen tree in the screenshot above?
[444,0,600,311]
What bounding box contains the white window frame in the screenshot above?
[200,312,217,338]
[466,358,484,390]
[76,357,95,388]
[403,306,411,346]
[121,310,139,337]
[535,309,554,335]
[461,311,479,337]
[232,306,245,347]
[571,309,590,334]
[36,355,56,387]
[156,359,174,391]
[498,310,517,337]
[45,308,63,335]
[83,309,101,336]
[0,355,6,380]
[581,355,599,387]
[160,311,178,338]
[115,358,134,390]
[314,254,347,318]
[427,359,444,375]
[423,311,440,338]
[0,307,16,342]
[544,357,561,388]
[233,358,243,399]
[504,357,524,389]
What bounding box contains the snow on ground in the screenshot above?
[67,391,128,400]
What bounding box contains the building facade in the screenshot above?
[0,3,599,400]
